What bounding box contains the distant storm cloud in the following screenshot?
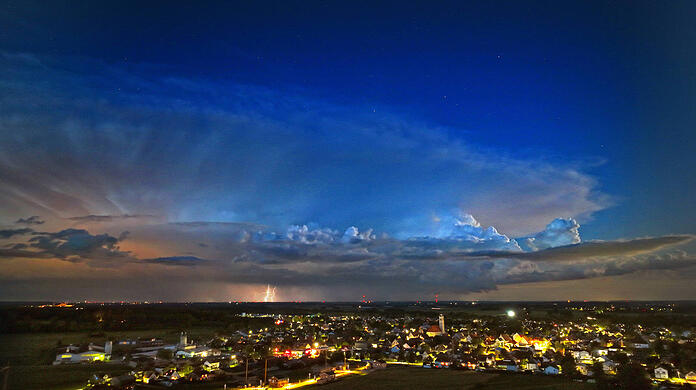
[0,212,693,298]
[15,216,44,225]
[68,214,159,223]
[26,228,128,262]
[0,228,33,239]
[484,235,695,261]
[142,256,207,266]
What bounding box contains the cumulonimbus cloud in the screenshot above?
[0,213,693,298]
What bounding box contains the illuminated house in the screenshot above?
[654,367,669,379]
[512,333,530,347]
[495,334,514,350]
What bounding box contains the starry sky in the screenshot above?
[0,1,695,301]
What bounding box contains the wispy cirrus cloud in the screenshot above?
[0,52,608,237]
[1,52,693,300]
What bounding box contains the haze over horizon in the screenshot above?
[1,1,695,302]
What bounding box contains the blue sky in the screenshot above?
[0,1,694,301]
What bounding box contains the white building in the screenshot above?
[54,344,108,365]
[654,367,669,379]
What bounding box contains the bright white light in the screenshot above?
[506,310,516,318]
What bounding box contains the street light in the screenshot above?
[506,310,516,318]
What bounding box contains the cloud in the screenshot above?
[340,226,376,244]
[518,217,580,251]
[0,52,608,237]
[406,213,522,253]
[0,247,53,259]
[68,214,158,223]
[1,52,693,299]
[0,228,33,239]
[27,228,127,262]
[0,215,694,299]
[15,216,44,225]
[142,256,207,266]
[480,235,694,261]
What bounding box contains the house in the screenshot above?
[602,360,616,374]
[499,360,518,371]
[142,371,159,384]
[654,367,669,379]
[685,371,696,382]
[496,334,514,350]
[169,371,182,380]
[576,364,589,376]
[544,365,560,375]
[570,350,591,361]
[513,333,530,347]
[426,325,443,337]
[203,361,220,371]
[521,360,538,371]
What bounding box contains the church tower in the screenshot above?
[438,314,445,333]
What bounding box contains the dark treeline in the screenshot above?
[1,301,695,334]
[0,303,272,333]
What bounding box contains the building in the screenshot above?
[179,332,188,347]
[54,345,107,365]
[176,346,213,359]
[426,314,445,337]
[654,367,669,379]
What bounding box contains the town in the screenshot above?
[2,301,695,389]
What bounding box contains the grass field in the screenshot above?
[0,329,217,390]
[307,367,595,390]
[2,364,133,390]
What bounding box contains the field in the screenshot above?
[307,367,595,390]
[0,329,217,390]
[1,364,133,390]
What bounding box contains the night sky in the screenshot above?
[0,1,695,301]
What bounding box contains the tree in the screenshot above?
[592,362,610,390]
[156,349,173,360]
[560,353,576,377]
[615,362,650,390]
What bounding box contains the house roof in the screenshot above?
[427,325,442,333]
